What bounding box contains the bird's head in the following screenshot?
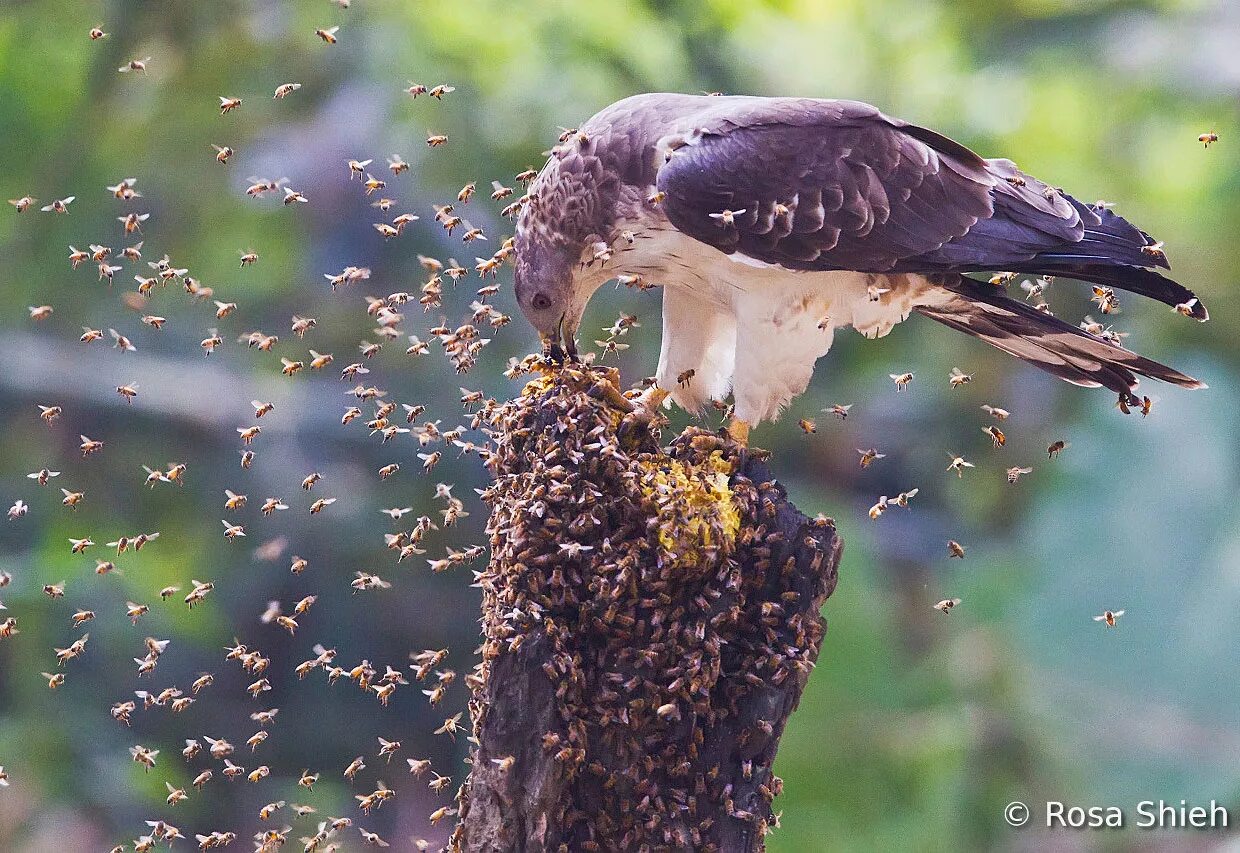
[513,235,586,362]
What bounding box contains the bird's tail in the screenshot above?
[913,274,1205,400]
[1014,199,1208,320]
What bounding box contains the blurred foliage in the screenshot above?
[0,0,1238,850]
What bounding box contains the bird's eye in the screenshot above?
[531,293,552,310]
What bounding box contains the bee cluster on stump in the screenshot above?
[453,364,841,852]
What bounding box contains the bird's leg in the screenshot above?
[618,384,669,441]
[725,417,750,447]
[633,384,670,412]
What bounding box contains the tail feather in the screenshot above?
[914,274,1206,399]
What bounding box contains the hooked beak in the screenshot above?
[539,313,578,364]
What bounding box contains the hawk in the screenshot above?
[513,93,1207,442]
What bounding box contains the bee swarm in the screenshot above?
[455,365,841,852]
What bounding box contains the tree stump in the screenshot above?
[453,364,842,852]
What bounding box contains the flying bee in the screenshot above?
[1047,440,1067,459]
[434,712,463,740]
[946,452,974,477]
[426,132,448,147]
[1090,286,1120,314]
[281,358,304,376]
[857,448,885,469]
[982,425,1006,447]
[218,96,242,114]
[140,315,166,330]
[273,82,301,99]
[302,472,322,490]
[126,602,149,624]
[386,154,409,175]
[237,426,261,445]
[69,536,93,553]
[314,26,339,43]
[933,598,962,614]
[891,488,919,508]
[1174,298,1200,318]
[28,305,54,320]
[1006,465,1033,483]
[61,489,85,509]
[283,186,308,205]
[980,404,1010,420]
[122,241,143,260]
[418,451,442,473]
[308,350,334,370]
[223,489,247,511]
[947,540,966,559]
[9,195,36,212]
[118,57,151,74]
[309,497,336,514]
[989,271,1017,287]
[948,368,973,388]
[240,450,255,469]
[889,371,916,392]
[1198,131,1219,148]
[822,403,852,420]
[68,246,91,268]
[251,400,274,418]
[1094,609,1125,627]
[6,501,26,520]
[290,315,317,336]
[130,745,159,771]
[28,467,60,485]
[429,84,455,99]
[221,520,245,539]
[42,671,65,689]
[1140,395,1154,417]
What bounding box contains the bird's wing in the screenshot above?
[655,99,997,272]
[654,98,1206,318]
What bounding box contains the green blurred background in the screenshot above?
[0,0,1237,850]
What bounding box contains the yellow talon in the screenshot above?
[636,385,670,411]
[726,418,750,447]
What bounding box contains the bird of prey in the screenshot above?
[513,93,1207,443]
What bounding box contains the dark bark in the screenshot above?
[454,366,841,852]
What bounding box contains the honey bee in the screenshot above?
[314,26,339,44]
[429,84,456,99]
[387,154,408,175]
[857,448,886,469]
[28,305,54,320]
[290,315,317,336]
[1093,609,1125,627]
[221,520,246,539]
[309,497,336,514]
[1199,131,1219,147]
[948,368,973,388]
[273,82,301,99]
[359,828,390,847]
[28,467,60,485]
[982,425,1006,447]
[1173,298,1200,318]
[217,96,242,115]
[343,756,366,781]
[118,57,151,74]
[823,403,852,420]
[708,208,746,226]
[61,488,85,509]
[890,372,914,391]
[9,196,36,212]
[1047,440,1067,459]
[259,801,285,821]
[6,501,26,520]
[947,540,966,559]
[433,712,463,740]
[68,536,93,553]
[130,745,159,771]
[281,357,304,376]
[516,168,538,184]
[933,598,962,614]
[980,404,1010,420]
[283,187,308,205]
[125,602,149,625]
[426,132,448,147]
[237,426,261,445]
[945,452,974,477]
[1005,465,1033,483]
[301,472,322,490]
[41,671,65,689]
